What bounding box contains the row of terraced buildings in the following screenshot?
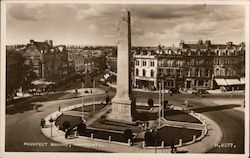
[106,40,245,91]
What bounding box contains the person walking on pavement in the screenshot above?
[171,140,177,153]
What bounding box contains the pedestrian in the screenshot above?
[171,140,175,153]
[40,118,44,128]
[75,89,78,98]
[35,105,38,112]
[106,94,110,105]
[65,129,68,139]
[184,100,189,107]
[171,140,177,153]
[139,123,142,130]
[142,123,145,131]
[43,119,46,128]
[58,105,61,112]
[146,122,149,129]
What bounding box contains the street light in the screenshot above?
[158,82,161,127]
[161,80,164,118]
[81,78,84,117]
[153,129,158,153]
[93,78,96,112]
[49,117,54,137]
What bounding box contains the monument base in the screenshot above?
[107,97,134,123]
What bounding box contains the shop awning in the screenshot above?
[31,80,55,86]
[214,79,228,86]
[225,79,242,85]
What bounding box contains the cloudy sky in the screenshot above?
[6,3,246,46]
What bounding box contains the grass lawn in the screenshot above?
[72,103,107,112]
[55,114,83,130]
[136,105,151,110]
[164,110,201,124]
[90,119,141,133]
[146,126,202,146]
[133,112,158,121]
[79,128,134,143]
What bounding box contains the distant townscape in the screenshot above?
[6,39,245,100]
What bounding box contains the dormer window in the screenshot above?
[196,49,201,56]
[168,49,172,55]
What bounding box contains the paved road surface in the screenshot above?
[5,90,244,153]
[5,94,109,152]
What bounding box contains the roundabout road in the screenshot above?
[5,90,244,153]
[5,93,109,152]
[133,92,245,154]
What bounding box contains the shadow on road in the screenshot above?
[190,104,241,113]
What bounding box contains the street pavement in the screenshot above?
[5,87,244,153]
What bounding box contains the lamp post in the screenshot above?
[161,80,164,118]
[81,78,84,117]
[49,117,54,137]
[93,78,96,111]
[158,82,161,127]
[153,129,158,153]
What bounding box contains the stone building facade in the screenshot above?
[106,40,245,91]
[133,48,158,90]
[24,39,52,79]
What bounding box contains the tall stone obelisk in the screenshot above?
[108,9,133,123]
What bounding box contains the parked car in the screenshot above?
[169,88,179,94]
[191,88,209,95]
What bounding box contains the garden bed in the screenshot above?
[79,128,135,143]
[55,114,83,130]
[90,119,141,133]
[145,126,202,147]
[164,110,201,124]
[72,103,107,113]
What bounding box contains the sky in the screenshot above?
[6,3,246,47]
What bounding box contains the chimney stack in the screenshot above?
[49,40,53,47]
[205,40,211,47]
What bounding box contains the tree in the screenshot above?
[77,123,86,135]
[144,131,153,145]
[62,121,71,131]
[148,99,154,108]
[124,129,133,141]
[6,50,37,101]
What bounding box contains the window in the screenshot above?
[191,59,195,66]
[136,60,140,66]
[142,69,146,77]
[216,68,220,76]
[142,61,147,66]
[150,70,154,77]
[196,69,200,77]
[150,61,155,67]
[33,67,39,71]
[198,80,203,86]
[136,68,139,76]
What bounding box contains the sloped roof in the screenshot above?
[182,43,208,49]
[33,42,51,52]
